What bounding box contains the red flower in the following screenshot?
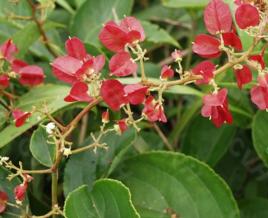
[109,52,137,77]
[250,74,268,110]
[192,60,215,84]
[0,75,9,89]
[249,55,265,69]
[234,65,252,89]
[193,34,221,58]
[222,32,243,51]
[11,59,28,73]
[201,88,232,127]
[124,84,148,105]
[0,191,8,214]
[14,183,27,202]
[235,4,260,29]
[99,16,145,52]
[17,65,45,86]
[64,82,93,103]
[142,96,167,123]
[0,39,18,62]
[204,0,232,35]
[160,65,174,80]
[12,109,31,127]
[116,119,128,134]
[100,80,127,111]
[65,37,88,61]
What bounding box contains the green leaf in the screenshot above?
[0,167,29,217]
[142,21,179,47]
[113,151,240,218]
[181,116,236,166]
[240,197,268,218]
[252,111,268,167]
[162,0,209,8]
[30,126,56,167]
[0,84,71,148]
[64,179,140,218]
[70,0,134,47]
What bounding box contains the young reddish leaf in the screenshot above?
[0,75,9,89]
[109,52,137,77]
[18,65,45,86]
[0,191,8,214]
[192,60,215,84]
[64,82,93,103]
[204,0,232,35]
[124,84,148,105]
[249,54,265,69]
[100,79,127,111]
[235,4,260,29]
[12,109,31,127]
[222,32,243,51]
[193,34,221,58]
[52,56,82,84]
[251,74,268,110]
[0,39,18,62]
[160,65,174,80]
[234,65,252,89]
[65,37,88,61]
[201,88,232,127]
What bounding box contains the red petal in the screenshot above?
[65,37,87,60]
[249,55,265,69]
[93,55,105,73]
[204,0,232,35]
[64,82,93,103]
[251,86,268,110]
[0,191,8,214]
[235,4,260,29]
[109,52,137,77]
[118,119,128,133]
[222,32,243,51]
[14,184,27,202]
[0,39,18,62]
[160,65,174,80]
[12,109,31,127]
[99,21,128,52]
[193,34,221,58]
[11,59,28,73]
[0,75,9,89]
[234,65,252,89]
[100,80,127,111]
[52,56,81,84]
[203,88,228,107]
[192,60,215,84]
[120,16,145,41]
[18,65,45,86]
[124,84,148,105]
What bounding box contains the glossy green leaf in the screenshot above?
[240,197,268,218]
[142,21,179,47]
[181,116,236,166]
[30,126,56,167]
[70,0,134,47]
[0,85,71,148]
[114,151,240,218]
[252,111,268,167]
[64,179,140,218]
[162,0,209,8]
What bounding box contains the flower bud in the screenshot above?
[14,183,27,203]
[46,122,56,134]
[102,111,109,123]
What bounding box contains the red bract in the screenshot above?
[0,191,8,214]
[124,84,148,105]
[0,39,17,62]
[99,16,145,52]
[65,37,88,61]
[14,183,27,202]
[222,32,243,51]
[0,75,9,89]
[12,109,31,127]
[204,0,232,35]
[250,74,268,110]
[109,52,137,77]
[160,65,174,80]
[234,65,252,89]
[201,88,232,127]
[249,55,265,69]
[64,82,93,103]
[235,4,260,29]
[192,60,215,84]
[117,119,128,134]
[142,96,167,123]
[100,80,127,111]
[192,34,221,58]
[18,65,45,86]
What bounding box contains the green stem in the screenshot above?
[51,171,58,218]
